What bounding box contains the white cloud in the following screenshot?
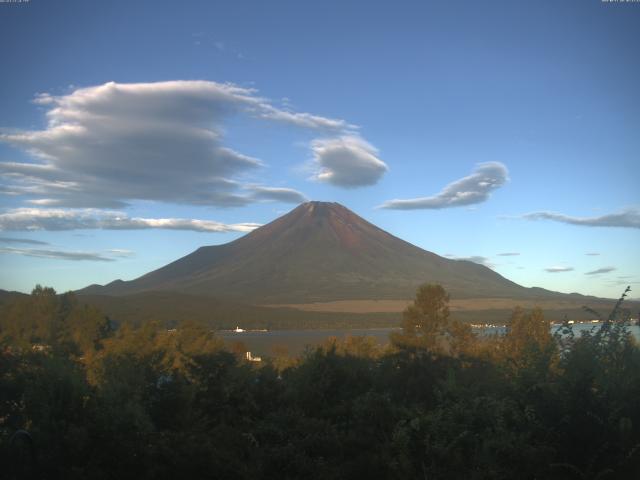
[0,81,350,208]
[0,246,114,262]
[585,267,616,275]
[453,255,495,269]
[0,208,261,233]
[497,252,520,256]
[106,248,135,258]
[311,136,388,188]
[521,208,640,229]
[545,266,574,273]
[379,162,508,210]
[246,185,308,203]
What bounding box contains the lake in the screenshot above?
[218,323,640,357]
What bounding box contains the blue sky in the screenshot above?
[0,0,638,299]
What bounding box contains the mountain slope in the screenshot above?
[79,201,573,303]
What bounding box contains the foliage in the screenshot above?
[0,285,639,479]
[390,283,475,357]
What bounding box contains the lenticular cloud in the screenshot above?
[379,162,508,210]
[311,136,388,187]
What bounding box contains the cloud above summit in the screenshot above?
[0,80,367,209]
[246,185,309,203]
[379,162,508,210]
[311,136,388,188]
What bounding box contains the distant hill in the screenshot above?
[79,201,596,304]
[0,289,27,305]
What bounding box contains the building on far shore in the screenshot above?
[245,351,261,362]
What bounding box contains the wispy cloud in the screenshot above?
[545,266,574,273]
[310,136,388,188]
[585,252,600,256]
[0,81,355,209]
[259,105,355,132]
[585,267,616,275]
[106,249,135,258]
[453,255,495,269]
[0,208,262,233]
[379,162,508,210]
[497,252,520,256]
[0,246,114,262]
[521,208,640,229]
[0,236,49,246]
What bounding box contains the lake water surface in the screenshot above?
[219,323,640,357]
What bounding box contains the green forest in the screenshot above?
[1,284,639,479]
